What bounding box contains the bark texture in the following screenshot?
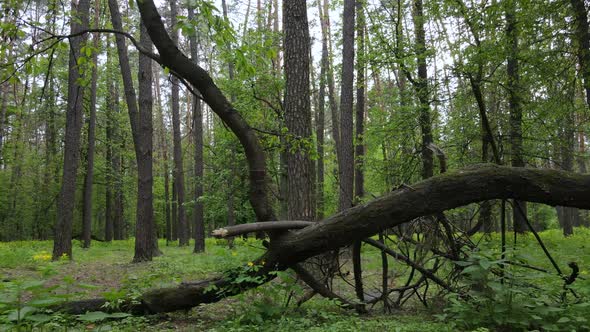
[283,0,315,220]
[53,0,90,260]
[188,4,205,252]
[338,0,356,211]
[505,0,527,233]
[412,0,434,179]
[169,0,189,246]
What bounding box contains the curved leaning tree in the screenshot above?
[60,0,590,314]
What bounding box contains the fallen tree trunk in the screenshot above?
[60,164,590,314]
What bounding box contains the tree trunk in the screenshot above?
[169,0,189,246]
[105,37,116,242]
[133,21,159,262]
[188,4,205,253]
[338,0,355,212]
[570,0,590,110]
[283,0,315,220]
[82,2,101,248]
[53,0,90,260]
[413,0,434,180]
[316,4,326,220]
[556,111,578,236]
[506,0,527,233]
[353,0,366,303]
[61,165,590,313]
[318,0,340,172]
[0,83,7,168]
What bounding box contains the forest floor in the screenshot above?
[1,229,590,331]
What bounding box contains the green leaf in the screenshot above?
[25,313,52,323]
[557,317,571,323]
[77,311,111,322]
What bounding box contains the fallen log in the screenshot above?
[60,165,590,314]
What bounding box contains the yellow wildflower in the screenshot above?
[32,251,52,262]
[247,261,254,267]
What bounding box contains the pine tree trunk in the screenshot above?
[188,5,205,252]
[82,4,101,248]
[169,0,189,246]
[338,0,355,212]
[283,0,315,220]
[505,0,527,233]
[53,0,90,260]
[413,0,434,180]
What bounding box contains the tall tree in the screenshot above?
[570,0,590,110]
[413,0,434,179]
[105,38,116,242]
[134,21,159,262]
[108,0,159,260]
[283,0,315,220]
[169,0,189,246]
[353,0,366,303]
[82,0,101,248]
[188,4,205,253]
[338,0,356,212]
[154,64,172,245]
[52,0,91,260]
[505,0,527,233]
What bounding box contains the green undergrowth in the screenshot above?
[1,229,590,331]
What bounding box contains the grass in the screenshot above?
[1,228,590,331]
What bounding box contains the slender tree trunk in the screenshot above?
[134,21,159,261]
[169,0,189,246]
[0,83,7,168]
[570,0,590,110]
[413,0,434,180]
[53,0,90,260]
[338,0,355,212]
[105,38,116,242]
[505,0,527,233]
[222,0,238,246]
[556,111,578,236]
[154,65,171,245]
[109,0,158,258]
[318,0,340,168]
[112,91,124,241]
[353,0,365,302]
[316,13,326,220]
[172,180,178,240]
[188,4,205,253]
[82,2,101,248]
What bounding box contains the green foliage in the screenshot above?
[439,239,590,331]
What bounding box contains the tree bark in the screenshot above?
[154,63,171,245]
[188,4,205,253]
[133,21,160,262]
[105,37,116,242]
[413,0,434,180]
[570,0,590,110]
[338,0,355,212]
[53,0,90,260]
[168,0,189,247]
[82,2,101,248]
[353,0,366,303]
[0,83,7,168]
[283,0,315,221]
[505,0,527,233]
